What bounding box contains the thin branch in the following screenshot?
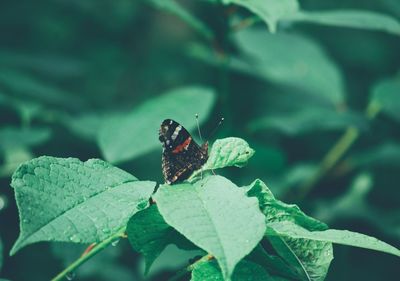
[51,227,126,281]
[291,101,382,201]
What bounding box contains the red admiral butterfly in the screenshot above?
[159,119,208,184]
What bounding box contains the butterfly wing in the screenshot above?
[159,119,208,184]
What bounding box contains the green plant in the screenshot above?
[9,137,400,281]
[2,0,400,280]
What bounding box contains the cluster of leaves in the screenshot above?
[1,0,400,280]
[8,138,400,281]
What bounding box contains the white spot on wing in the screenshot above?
[171,125,182,141]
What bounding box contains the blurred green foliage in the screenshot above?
[0,0,399,280]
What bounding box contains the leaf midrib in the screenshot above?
[195,185,229,275]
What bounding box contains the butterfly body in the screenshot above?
[159,119,208,184]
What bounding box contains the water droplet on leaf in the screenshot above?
[66,271,76,280]
[69,234,81,243]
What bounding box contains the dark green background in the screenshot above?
[0,0,399,280]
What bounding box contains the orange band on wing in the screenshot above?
[172,137,192,153]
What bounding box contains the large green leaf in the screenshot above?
[10,156,156,255]
[289,10,400,36]
[245,179,333,281]
[127,204,196,274]
[154,176,266,280]
[233,29,344,105]
[371,77,400,122]
[223,0,299,33]
[191,259,274,281]
[268,221,400,257]
[98,86,216,163]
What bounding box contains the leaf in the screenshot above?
[205,137,255,169]
[314,173,373,223]
[10,156,156,255]
[370,77,400,122]
[0,70,83,108]
[146,245,204,277]
[266,228,333,281]
[289,10,400,36]
[268,221,400,257]
[247,244,299,280]
[154,175,266,280]
[98,86,216,163]
[223,1,400,36]
[245,179,328,231]
[249,108,367,135]
[354,142,400,167]
[61,111,125,141]
[0,147,33,178]
[127,204,196,274]
[275,164,317,197]
[0,51,85,78]
[233,29,344,105]
[191,259,274,281]
[223,0,299,33]
[190,137,255,180]
[0,127,51,151]
[245,179,333,281]
[149,0,213,39]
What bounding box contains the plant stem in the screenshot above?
[168,254,213,281]
[294,101,382,201]
[51,228,126,281]
[296,127,359,200]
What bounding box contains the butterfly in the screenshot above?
[159,119,208,184]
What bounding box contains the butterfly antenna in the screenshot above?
[206,117,224,141]
[195,113,203,142]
